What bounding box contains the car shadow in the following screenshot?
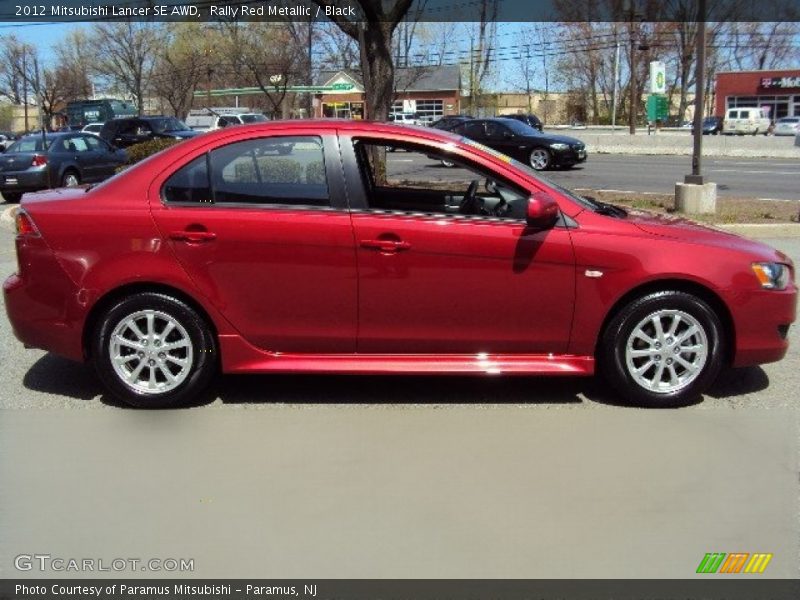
[705,366,769,399]
[23,354,765,409]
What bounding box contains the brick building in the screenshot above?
[313,66,461,123]
[715,69,800,121]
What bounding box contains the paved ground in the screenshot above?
[0,216,798,579]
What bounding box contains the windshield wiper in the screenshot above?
[582,195,627,218]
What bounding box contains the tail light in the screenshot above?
[31,154,48,167]
[15,210,40,237]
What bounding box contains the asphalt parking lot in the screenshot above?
[0,209,798,579]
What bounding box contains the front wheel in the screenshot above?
[529,148,551,170]
[93,292,217,408]
[599,291,725,407]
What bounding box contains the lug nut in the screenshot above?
[148,359,155,366]
[158,352,165,359]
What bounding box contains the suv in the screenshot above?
[99,116,199,148]
[723,107,770,136]
[388,112,421,126]
[185,108,269,132]
[503,113,544,132]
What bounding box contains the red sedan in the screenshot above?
[3,121,796,408]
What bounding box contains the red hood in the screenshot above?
[625,209,792,264]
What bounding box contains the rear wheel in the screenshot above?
[599,291,725,407]
[62,170,80,187]
[93,292,217,408]
[2,192,22,203]
[529,148,551,170]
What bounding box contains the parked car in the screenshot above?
[3,121,796,408]
[82,123,105,136]
[723,107,771,135]
[185,108,269,132]
[430,115,473,131]
[698,116,723,135]
[388,112,422,126]
[0,132,127,203]
[450,117,587,170]
[772,116,800,137]
[99,116,199,148]
[503,113,544,132]
[0,132,18,152]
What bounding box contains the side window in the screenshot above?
[84,135,101,150]
[352,139,529,220]
[209,136,328,206]
[485,122,509,140]
[65,137,89,152]
[460,121,485,139]
[163,155,212,204]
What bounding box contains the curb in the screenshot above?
[717,223,800,238]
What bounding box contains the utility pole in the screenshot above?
[686,0,706,184]
[307,16,313,118]
[21,48,29,132]
[628,1,637,135]
[612,32,620,130]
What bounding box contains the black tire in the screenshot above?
[2,192,22,203]
[61,170,80,187]
[92,292,217,408]
[598,291,725,408]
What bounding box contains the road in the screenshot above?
[0,217,798,579]
[383,152,800,201]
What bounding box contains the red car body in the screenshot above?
[3,121,796,407]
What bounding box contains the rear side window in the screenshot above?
[162,136,328,208]
[163,156,212,204]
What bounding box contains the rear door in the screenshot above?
[148,131,358,353]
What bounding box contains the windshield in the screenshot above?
[778,117,799,123]
[240,114,268,123]
[6,137,52,153]
[499,119,540,136]
[150,117,191,133]
[703,117,719,124]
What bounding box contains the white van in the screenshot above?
[186,108,269,132]
[723,107,771,135]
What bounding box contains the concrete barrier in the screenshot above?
[544,127,800,158]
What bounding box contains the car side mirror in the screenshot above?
[526,192,560,230]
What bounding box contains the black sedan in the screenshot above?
[450,118,586,170]
[0,133,127,203]
[430,115,474,131]
[698,116,723,135]
[502,113,544,132]
[99,116,199,149]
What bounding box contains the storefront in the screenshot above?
[314,66,461,123]
[715,69,800,121]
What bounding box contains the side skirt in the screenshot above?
[218,335,595,376]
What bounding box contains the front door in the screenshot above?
[341,134,576,354]
[148,133,357,353]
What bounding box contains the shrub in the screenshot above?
[116,138,181,171]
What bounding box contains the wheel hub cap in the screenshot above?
[109,310,194,395]
[624,309,708,394]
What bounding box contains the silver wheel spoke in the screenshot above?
[625,309,709,395]
[109,309,194,396]
[127,361,146,382]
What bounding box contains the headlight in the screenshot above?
[550,143,569,150]
[751,262,791,290]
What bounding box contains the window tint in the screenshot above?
[163,155,212,204]
[457,121,485,138]
[353,139,529,220]
[209,136,328,206]
[84,135,102,150]
[485,121,510,139]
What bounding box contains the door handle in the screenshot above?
[360,239,411,253]
[169,230,217,243]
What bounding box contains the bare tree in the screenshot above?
[316,21,360,71]
[89,21,158,114]
[311,0,415,122]
[151,23,210,119]
[464,0,500,115]
[0,35,27,104]
[54,29,95,99]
